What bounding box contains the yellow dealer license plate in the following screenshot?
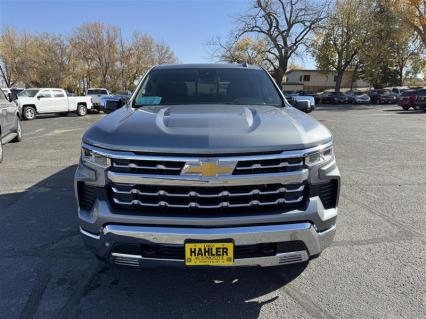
[185,242,234,266]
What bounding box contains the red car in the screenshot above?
[397,90,417,110]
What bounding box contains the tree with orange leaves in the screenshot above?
[394,0,426,46]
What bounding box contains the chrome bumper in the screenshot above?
[80,222,336,267]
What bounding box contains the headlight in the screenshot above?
[305,145,334,166]
[81,148,110,168]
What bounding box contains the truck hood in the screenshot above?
[83,104,332,154]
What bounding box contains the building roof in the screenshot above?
[286,69,356,74]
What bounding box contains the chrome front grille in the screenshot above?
[91,142,323,215]
[109,183,306,211]
[110,155,305,175]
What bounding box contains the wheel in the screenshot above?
[0,141,3,163]
[23,106,36,120]
[11,118,22,143]
[375,99,380,105]
[402,105,411,111]
[77,104,87,116]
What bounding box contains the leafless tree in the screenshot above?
[235,0,328,85]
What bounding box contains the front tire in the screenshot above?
[77,104,88,116]
[23,106,36,120]
[11,118,22,143]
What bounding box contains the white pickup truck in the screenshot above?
[86,88,111,110]
[17,88,93,120]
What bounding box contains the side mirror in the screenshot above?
[37,95,42,99]
[7,93,16,102]
[294,100,311,113]
[101,98,123,114]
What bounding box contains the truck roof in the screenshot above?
[152,63,263,70]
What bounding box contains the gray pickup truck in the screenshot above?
[75,64,340,268]
[0,89,22,162]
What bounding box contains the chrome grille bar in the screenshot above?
[235,160,304,170]
[112,196,304,209]
[111,185,305,198]
[107,170,309,186]
[82,140,333,162]
[112,162,182,171]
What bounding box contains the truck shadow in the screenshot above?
[81,261,307,319]
[0,165,307,319]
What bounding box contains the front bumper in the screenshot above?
[80,222,335,267]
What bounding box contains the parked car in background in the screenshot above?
[369,89,397,104]
[1,87,24,101]
[283,91,315,112]
[114,91,132,104]
[100,95,126,113]
[345,91,371,104]
[0,89,22,163]
[297,90,321,104]
[414,89,426,111]
[86,88,111,110]
[397,90,417,110]
[320,91,349,104]
[17,88,93,120]
[391,87,409,97]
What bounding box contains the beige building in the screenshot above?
[284,69,370,92]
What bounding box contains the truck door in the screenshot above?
[36,90,54,113]
[0,90,11,135]
[51,90,68,112]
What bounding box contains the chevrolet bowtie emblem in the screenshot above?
[182,160,236,177]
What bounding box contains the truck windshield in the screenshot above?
[134,68,283,107]
[18,89,39,97]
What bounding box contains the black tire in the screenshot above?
[23,106,36,120]
[11,118,22,143]
[401,105,411,111]
[77,104,88,116]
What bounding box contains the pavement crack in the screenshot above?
[283,285,336,319]
[265,269,336,319]
[340,193,425,242]
[56,261,101,319]
[19,259,52,319]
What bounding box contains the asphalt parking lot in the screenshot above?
[0,105,425,319]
